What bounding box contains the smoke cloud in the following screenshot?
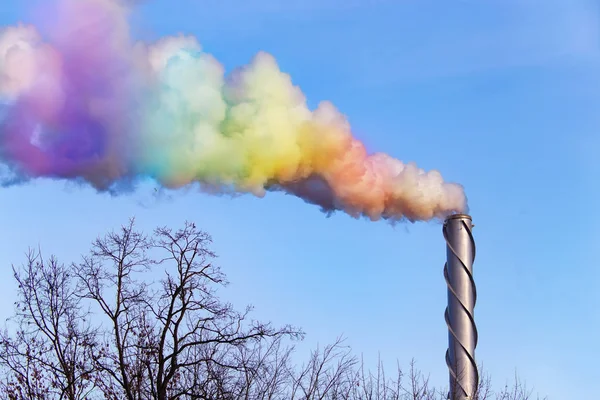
[0,0,467,222]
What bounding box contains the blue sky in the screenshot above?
[1,0,599,398]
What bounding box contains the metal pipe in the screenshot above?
[444,214,478,399]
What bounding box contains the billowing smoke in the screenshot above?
[0,0,467,221]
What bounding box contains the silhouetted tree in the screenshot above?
[0,251,96,400]
[74,219,302,400]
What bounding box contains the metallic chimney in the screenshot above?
[444,214,478,399]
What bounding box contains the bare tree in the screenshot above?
[286,336,357,399]
[73,220,153,400]
[73,219,303,399]
[0,250,96,400]
[493,372,546,400]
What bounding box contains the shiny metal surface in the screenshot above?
[444,214,478,399]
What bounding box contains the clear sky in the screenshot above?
[1,0,599,398]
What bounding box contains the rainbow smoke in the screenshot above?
[0,0,467,222]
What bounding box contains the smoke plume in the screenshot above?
[0,0,467,221]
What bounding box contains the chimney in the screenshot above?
[443,214,478,399]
